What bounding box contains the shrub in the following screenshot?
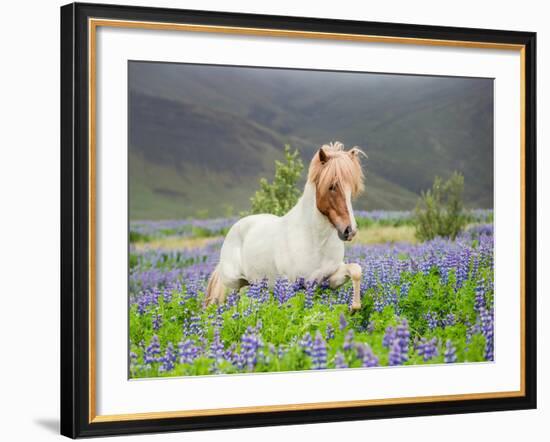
[249,145,304,216]
[129,230,151,243]
[191,226,230,238]
[414,172,467,241]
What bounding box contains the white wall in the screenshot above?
[0,0,546,440]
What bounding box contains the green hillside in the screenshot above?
[129,62,493,219]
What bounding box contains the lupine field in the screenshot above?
[129,210,494,378]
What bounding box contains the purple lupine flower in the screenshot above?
[480,307,494,361]
[247,281,262,300]
[319,288,330,306]
[184,277,200,301]
[223,343,240,366]
[444,340,457,363]
[159,342,176,373]
[425,312,438,331]
[336,286,352,306]
[152,312,163,331]
[241,326,262,371]
[396,319,410,353]
[312,331,327,369]
[213,309,224,328]
[243,302,255,318]
[178,339,199,364]
[386,319,410,365]
[470,255,479,280]
[163,287,173,303]
[386,288,399,312]
[343,329,355,351]
[326,323,335,341]
[215,302,227,315]
[151,287,161,306]
[210,328,224,362]
[383,326,396,348]
[339,313,348,331]
[259,278,270,303]
[136,293,149,315]
[416,337,438,361]
[419,254,434,275]
[299,332,313,356]
[388,339,404,366]
[466,321,481,344]
[183,313,202,338]
[334,352,348,369]
[305,281,315,309]
[373,294,386,313]
[274,277,289,304]
[291,277,305,294]
[226,290,240,308]
[475,278,486,313]
[443,313,456,327]
[438,255,453,284]
[144,335,161,364]
[455,248,471,288]
[399,281,411,298]
[129,351,138,373]
[356,343,379,367]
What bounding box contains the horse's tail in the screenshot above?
[204,265,226,307]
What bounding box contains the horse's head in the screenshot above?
[308,142,366,241]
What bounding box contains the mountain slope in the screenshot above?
[129,62,493,219]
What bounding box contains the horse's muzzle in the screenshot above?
[338,225,357,241]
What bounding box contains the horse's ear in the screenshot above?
[349,147,367,161]
[318,148,328,164]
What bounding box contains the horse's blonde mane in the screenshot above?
[307,141,366,196]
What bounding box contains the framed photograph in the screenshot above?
[60,2,537,438]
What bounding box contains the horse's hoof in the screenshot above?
[350,303,362,313]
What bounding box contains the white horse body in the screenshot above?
[218,182,347,288]
[205,142,364,310]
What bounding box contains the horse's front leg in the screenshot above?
[328,263,362,311]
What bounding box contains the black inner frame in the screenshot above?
[60,2,537,438]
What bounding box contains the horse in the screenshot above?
[204,141,366,311]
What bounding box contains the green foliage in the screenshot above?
[129,230,151,243]
[414,172,467,241]
[355,216,415,229]
[191,226,230,238]
[249,145,304,216]
[129,246,494,377]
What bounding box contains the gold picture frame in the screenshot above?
[61,2,536,438]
